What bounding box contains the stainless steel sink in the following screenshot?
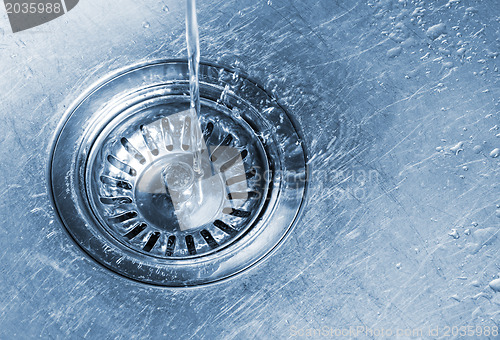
[1,0,499,338]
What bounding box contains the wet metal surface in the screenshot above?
[0,0,499,338]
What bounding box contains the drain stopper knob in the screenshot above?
[161,162,195,202]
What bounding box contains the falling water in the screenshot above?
[185,0,203,176]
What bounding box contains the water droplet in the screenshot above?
[464,229,470,235]
[426,23,446,40]
[24,68,33,80]
[450,141,464,154]
[143,21,151,29]
[396,263,402,269]
[162,5,169,12]
[473,145,482,153]
[442,61,454,68]
[489,148,500,158]
[462,166,468,171]
[471,228,497,253]
[448,229,460,239]
[387,46,402,58]
[489,278,500,292]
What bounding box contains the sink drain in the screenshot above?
[49,60,307,286]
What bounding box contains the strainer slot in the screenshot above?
[143,232,160,252]
[140,125,159,156]
[222,208,251,218]
[210,134,233,162]
[165,235,176,256]
[213,220,238,236]
[160,118,174,151]
[225,168,256,186]
[227,191,259,200]
[108,211,138,224]
[185,235,196,255]
[123,223,147,240]
[99,196,133,205]
[107,155,137,177]
[200,229,218,249]
[120,137,146,164]
[220,149,248,173]
[180,116,192,151]
[203,121,214,140]
[100,175,133,190]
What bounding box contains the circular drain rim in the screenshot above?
[49,59,308,287]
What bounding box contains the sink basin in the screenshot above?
[0,0,498,337]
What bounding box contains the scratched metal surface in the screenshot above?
[0,0,499,338]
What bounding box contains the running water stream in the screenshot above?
[185,0,204,177]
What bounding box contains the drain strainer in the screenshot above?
[50,60,307,286]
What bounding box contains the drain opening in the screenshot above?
[50,60,307,286]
